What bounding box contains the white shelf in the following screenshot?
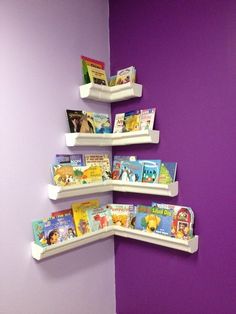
[65,130,160,146]
[79,82,142,103]
[48,180,178,200]
[32,226,198,260]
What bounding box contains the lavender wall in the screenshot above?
[110,1,236,313]
[0,1,115,314]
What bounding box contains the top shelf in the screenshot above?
[79,82,143,103]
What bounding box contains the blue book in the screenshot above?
[140,160,162,183]
[151,203,174,236]
[119,160,143,182]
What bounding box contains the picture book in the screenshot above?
[123,110,141,132]
[105,204,134,228]
[141,159,162,183]
[158,162,177,184]
[93,112,112,133]
[171,205,194,240]
[87,207,113,232]
[140,108,156,131]
[32,215,76,247]
[51,208,73,217]
[113,113,125,133]
[87,65,108,86]
[84,154,111,180]
[119,160,143,182]
[81,55,105,84]
[115,66,136,85]
[66,109,95,133]
[151,203,175,236]
[108,75,117,87]
[52,164,103,186]
[112,155,137,180]
[55,154,83,166]
[72,199,100,236]
[55,154,71,164]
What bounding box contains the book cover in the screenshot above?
[87,65,108,86]
[171,206,194,239]
[52,164,103,186]
[123,110,141,132]
[135,205,158,232]
[115,66,136,85]
[151,203,175,236]
[112,155,137,180]
[84,153,111,180]
[81,55,105,84]
[113,113,125,133]
[158,162,177,184]
[140,108,156,130]
[105,204,134,227]
[51,208,73,217]
[55,154,83,166]
[141,159,162,183]
[108,75,117,86]
[87,207,113,232]
[93,112,112,134]
[72,199,100,236]
[119,160,143,182]
[66,109,95,133]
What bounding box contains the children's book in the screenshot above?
[112,155,137,180]
[84,154,111,180]
[157,162,177,184]
[55,154,71,164]
[113,113,125,133]
[108,75,117,86]
[140,108,156,131]
[87,207,113,232]
[141,159,162,183]
[171,205,194,239]
[119,160,143,182]
[115,66,136,85]
[51,208,73,217]
[105,204,134,228]
[52,164,103,186]
[123,110,141,132]
[151,203,175,236]
[66,109,95,133]
[72,199,100,236]
[93,112,112,133]
[135,205,155,232]
[81,55,105,84]
[87,65,108,86]
[55,154,83,166]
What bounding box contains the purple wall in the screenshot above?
[110,1,236,313]
[0,1,115,314]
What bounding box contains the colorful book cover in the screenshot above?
[171,206,194,239]
[51,208,73,217]
[93,112,112,133]
[140,108,156,130]
[151,203,175,236]
[115,66,136,85]
[81,55,105,84]
[105,204,134,227]
[52,164,103,186]
[123,110,141,132]
[66,109,95,133]
[72,199,100,236]
[55,154,83,166]
[141,159,162,183]
[84,153,111,180]
[112,155,137,180]
[87,65,108,86]
[87,207,113,232]
[135,205,158,232]
[113,113,125,133]
[108,75,117,86]
[119,160,143,182]
[158,162,177,184]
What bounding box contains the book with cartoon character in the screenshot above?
[119,160,143,182]
[140,108,156,131]
[84,153,111,181]
[112,155,137,180]
[115,66,136,85]
[113,113,125,133]
[171,205,194,240]
[158,162,177,184]
[151,203,175,236]
[87,65,108,86]
[87,207,113,232]
[55,154,84,166]
[105,204,134,228]
[81,55,105,84]
[123,110,141,132]
[66,109,95,133]
[140,159,162,183]
[93,112,112,133]
[135,205,160,233]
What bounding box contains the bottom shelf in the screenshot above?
[32,226,199,260]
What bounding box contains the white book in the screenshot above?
[140,108,156,130]
[113,113,125,133]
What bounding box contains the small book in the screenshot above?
[87,65,108,86]
[87,207,113,232]
[123,110,141,132]
[106,203,134,228]
[55,154,83,166]
[113,113,125,133]
[108,75,117,86]
[81,55,105,84]
[140,159,162,183]
[115,66,136,85]
[84,153,111,180]
[157,162,177,184]
[112,155,137,180]
[151,203,175,236]
[140,108,156,131]
[119,160,143,182]
[170,205,194,240]
[51,208,73,217]
[93,112,112,134]
[66,109,95,133]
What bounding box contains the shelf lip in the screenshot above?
[79,82,142,103]
[65,130,160,146]
[48,180,178,200]
[32,226,198,260]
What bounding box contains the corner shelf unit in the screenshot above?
[32,226,199,260]
[65,130,160,147]
[48,180,178,200]
[79,82,142,102]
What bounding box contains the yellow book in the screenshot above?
[87,65,108,86]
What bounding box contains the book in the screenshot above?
[87,65,108,86]
[87,207,113,232]
[113,113,125,133]
[171,206,194,239]
[119,160,143,182]
[52,164,103,186]
[158,162,177,184]
[84,154,111,180]
[141,159,162,183]
[93,112,112,133]
[106,204,134,227]
[55,154,83,166]
[115,66,136,85]
[81,55,105,84]
[72,199,100,236]
[66,109,95,133]
[123,110,141,132]
[108,75,117,86]
[55,154,71,164]
[135,205,160,233]
[140,108,156,131]
[151,203,175,236]
[51,208,73,217]
[112,155,137,180]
